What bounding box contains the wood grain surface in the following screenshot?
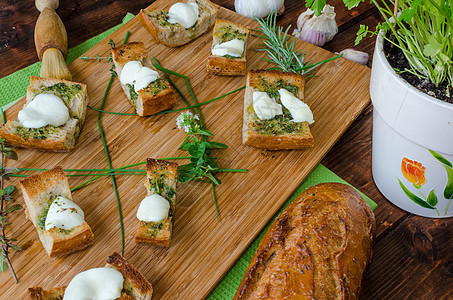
[1,0,452,299]
[0,1,372,298]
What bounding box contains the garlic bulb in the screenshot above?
[293,5,338,47]
[235,0,284,19]
[339,49,369,65]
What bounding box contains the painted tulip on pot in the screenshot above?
[306,0,453,217]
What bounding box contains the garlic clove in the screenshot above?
[295,5,338,47]
[299,30,328,47]
[296,8,314,31]
[339,48,369,65]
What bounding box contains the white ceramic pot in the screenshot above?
[370,32,453,218]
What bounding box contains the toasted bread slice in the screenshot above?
[111,42,176,116]
[242,70,314,150]
[135,158,178,247]
[0,76,88,152]
[207,19,250,76]
[19,166,94,257]
[29,252,153,300]
[139,0,217,47]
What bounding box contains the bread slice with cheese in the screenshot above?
[111,42,176,116]
[29,252,153,300]
[243,70,314,150]
[139,0,217,47]
[0,76,88,152]
[207,19,250,76]
[19,166,94,257]
[135,158,178,247]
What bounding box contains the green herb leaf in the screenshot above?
[3,150,17,161]
[0,256,6,272]
[4,186,14,195]
[6,204,22,213]
[206,142,228,149]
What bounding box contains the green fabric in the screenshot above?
[0,13,377,299]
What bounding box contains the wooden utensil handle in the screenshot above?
[34,7,67,60]
[35,0,59,12]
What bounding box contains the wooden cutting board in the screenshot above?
[0,1,371,298]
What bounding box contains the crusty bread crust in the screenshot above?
[20,167,94,257]
[0,76,88,152]
[139,0,218,47]
[29,252,153,300]
[234,182,375,299]
[135,158,178,247]
[207,19,249,76]
[29,286,65,300]
[242,69,314,150]
[111,42,176,116]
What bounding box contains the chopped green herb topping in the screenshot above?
[15,124,59,140]
[41,82,82,104]
[215,25,247,43]
[144,78,167,96]
[252,77,306,135]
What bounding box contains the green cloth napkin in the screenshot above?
[0,12,377,299]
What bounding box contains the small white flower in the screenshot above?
[176,111,199,133]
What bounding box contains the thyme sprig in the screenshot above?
[0,139,21,283]
[80,54,113,63]
[175,112,247,221]
[253,12,341,75]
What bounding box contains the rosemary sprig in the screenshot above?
[253,12,341,75]
[0,139,21,283]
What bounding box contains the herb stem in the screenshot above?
[88,106,136,115]
[0,145,18,283]
[212,182,219,222]
[93,32,130,255]
[216,169,248,172]
[16,167,144,172]
[152,60,207,130]
[1,108,5,125]
[9,172,145,178]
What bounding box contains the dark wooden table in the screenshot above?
[1,0,452,298]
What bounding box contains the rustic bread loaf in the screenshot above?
[139,0,217,47]
[135,158,178,247]
[0,76,88,152]
[111,42,176,116]
[29,252,153,300]
[207,19,250,76]
[242,70,314,150]
[20,166,94,257]
[234,182,375,299]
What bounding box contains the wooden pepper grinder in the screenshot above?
[34,0,72,80]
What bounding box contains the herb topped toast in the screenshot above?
[111,42,176,116]
[135,158,178,247]
[29,252,153,300]
[243,70,314,150]
[139,0,217,47]
[19,166,94,257]
[0,76,88,152]
[207,19,250,75]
